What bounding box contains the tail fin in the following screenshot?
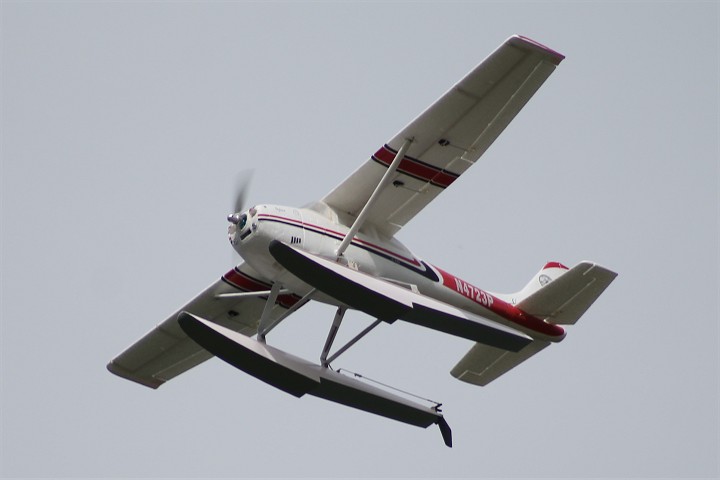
[510,261,572,304]
[516,261,617,325]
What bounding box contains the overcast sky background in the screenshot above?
[2,1,718,478]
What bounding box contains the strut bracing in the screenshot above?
[334,138,413,257]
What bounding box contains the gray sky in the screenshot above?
[2,1,718,478]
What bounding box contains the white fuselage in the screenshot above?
[230,203,565,342]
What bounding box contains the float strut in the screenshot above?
[257,282,282,343]
[321,306,347,367]
[324,319,382,366]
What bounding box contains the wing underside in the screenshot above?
[107,263,302,388]
[321,35,564,236]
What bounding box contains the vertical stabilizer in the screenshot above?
[509,262,570,304]
[517,262,617,325]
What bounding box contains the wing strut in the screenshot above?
[320,306,346,367]
[215,289,290,299]
[334,137,413,257]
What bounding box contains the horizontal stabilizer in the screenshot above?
[269,241,532,351]
[178,312,451,446]
[517,262,617,325]
[451,340,550,386]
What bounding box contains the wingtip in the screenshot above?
[509,35,565,65]
[106,360,163,389]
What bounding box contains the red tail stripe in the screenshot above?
[544,261,569,270]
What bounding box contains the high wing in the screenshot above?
[107,263,303,389]
[321,35,564,237]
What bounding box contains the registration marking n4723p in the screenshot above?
[454,278,494,308]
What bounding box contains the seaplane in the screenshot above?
[108,35,617,447]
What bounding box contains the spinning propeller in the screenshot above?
[228,171,253,224]
[228,171,253,264]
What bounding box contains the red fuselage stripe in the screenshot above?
[255,213,563,338]
[433,266,565,338]
[257,213,423,267]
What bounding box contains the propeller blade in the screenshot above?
[230,170,253,266]
[233,170,253,214]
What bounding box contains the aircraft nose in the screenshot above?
[228,212,246,246]
[228,222,239,246]
[227,212,244,224]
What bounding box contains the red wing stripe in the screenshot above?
[222,268,300,309]
[223,268,269,291]
[373,145,459,188]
